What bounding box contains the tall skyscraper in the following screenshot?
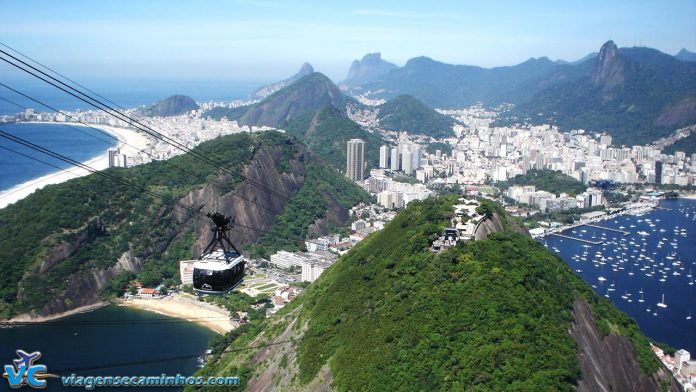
[390,147,400,171]
[379,145,390,169]
[346,139,365,182]
[402,148,413,175]
[655,160,663,184]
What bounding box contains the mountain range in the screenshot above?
[339,41,696,144]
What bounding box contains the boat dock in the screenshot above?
[582,224,630,235]
[549,233,603,245]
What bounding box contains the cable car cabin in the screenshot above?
[192,212,246,294]
[193,250,245,294]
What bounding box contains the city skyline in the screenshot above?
[1,1,694,81]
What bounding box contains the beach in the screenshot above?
[120,294,237,334]
[0,122,149,209]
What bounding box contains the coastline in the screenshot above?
[7,301,109,323]
[0,121,149,209]
[4,295,234,335]
[119,295,236,334]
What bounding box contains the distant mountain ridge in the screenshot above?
[252,63,314,100]
[342,53,397,86]
[352,54,583,108]
[142,95,199,117]
[343,42,695,144]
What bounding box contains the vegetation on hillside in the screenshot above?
[143,95,199,117]
[250,163,371,258]
[0,131,368,317]
[199,196,660,390]
[500,169,587,196]
[663,132,696,155]
[201,105,248,121]
[425,141,453,156]
[378,95,456,138]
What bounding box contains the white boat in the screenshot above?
[598,276,607,282]
[657,294,668,308]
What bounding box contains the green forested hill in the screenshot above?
[202,73,354,127]
[500,169,587,196]
[142,95,199,117]
[0,131,368,318]
[378,95,456,138]
[194,196,666,391]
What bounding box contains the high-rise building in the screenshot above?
[402,148,413,175]
[390,147,400,171]
[107,148,128,168]
[655,160,663,184]
[379,145,390,168]
[346,139,365,182]
[411,146,422,170]
[108,148,119,168]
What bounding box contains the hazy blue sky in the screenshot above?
[1,0,694,82]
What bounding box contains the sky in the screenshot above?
[1,0,695,83]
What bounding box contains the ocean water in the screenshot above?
[0,122,118,191]
[0,305,216,391]
[0,78,265,116]
[541,198,696,354]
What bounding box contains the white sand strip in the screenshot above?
[0,122,149,209]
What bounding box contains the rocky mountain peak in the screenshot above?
[253,62,316,100]
[591,40,625,99]
[297,62,315,76]
[343,52,397,85]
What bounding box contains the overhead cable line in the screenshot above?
[0,128,270,236]
[0,90,284,215]
[0,47,293,203]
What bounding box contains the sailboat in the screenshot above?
[638,292,644,303]
[657,294,668,308]
[687,312,692,320]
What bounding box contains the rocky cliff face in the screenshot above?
[473,212,528,240]
[572,300,680,392]
[177,144,308,255]
[343,53,397,86]
[591,40,625,101]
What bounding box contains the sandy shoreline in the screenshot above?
[120,295,235,334]
[7,302,109,323]
[4,295,234,334]
[0,122,149,209]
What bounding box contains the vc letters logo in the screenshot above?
[3,350,54,389]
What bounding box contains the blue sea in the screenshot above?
[0,123,117,191]
[0,305,216,391]
[0,79,265,192]
[0,77,265,116]
[541,198,696,354]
